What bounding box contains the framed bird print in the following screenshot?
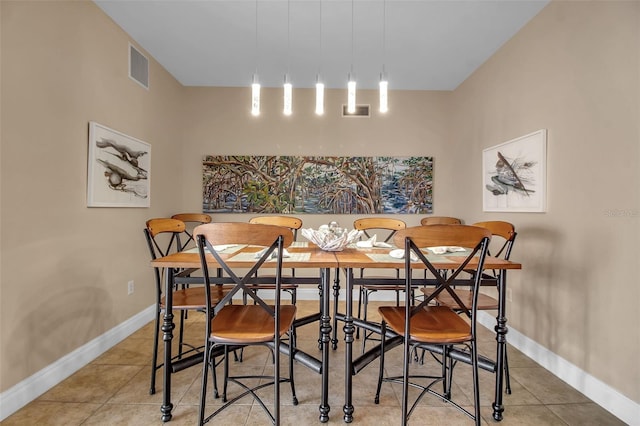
[87,121,151,207]
[482,129,546,212]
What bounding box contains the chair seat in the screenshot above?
[379,305,471,344]
[161,286,229,310]
[422,288,499,310]
[211,304,297,344]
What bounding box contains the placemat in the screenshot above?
[365,252,458,264]
[183,244,246,254]
[228,252,311,262]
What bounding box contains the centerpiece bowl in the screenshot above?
[301,227,362,252]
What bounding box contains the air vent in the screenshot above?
[342,104,370,118]
[129,43,149,89]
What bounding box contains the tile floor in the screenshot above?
[2,301,625,425]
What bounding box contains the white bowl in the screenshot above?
[301,228,362,251]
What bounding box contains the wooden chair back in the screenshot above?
[171,213,212,250]
[249,215,302,238]
[171,213,212,224]
[472,221,516,259]
[195,222,293,250]
[145,218,185,259]
[420,216,462,225]
[353,217,406,243]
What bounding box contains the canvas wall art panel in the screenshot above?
[202,156,433,214]
[482,129,546,212]
[87,122,150,207]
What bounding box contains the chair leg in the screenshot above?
[356,286,363,339]
[178,309,186,359]
[211,355,219,399]
[471,341,481,426]
[150,309,161,395]
[223,346,230,402]
[289,326,298,405]
[361,289,371,354]
[374,322,387,404]
[273,336,281,425]
[443,346,452,399]
[401,335,410,426]
[199,343,211,426]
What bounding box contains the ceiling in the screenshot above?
[95,0,549,91]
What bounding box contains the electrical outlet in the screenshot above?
[128,280,135,295]
[506,288,512,302]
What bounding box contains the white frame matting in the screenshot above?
[87,121,150,207]
[483,129,546,212]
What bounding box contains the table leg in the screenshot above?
[492,270,508,421]
[343,268,355,423]
[319,268,331,423]
[161,268,175,422]
[332,267,340,350]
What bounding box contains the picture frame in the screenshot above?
[202,155,433,214]
[87,121,150,207]
[482,129,546,212]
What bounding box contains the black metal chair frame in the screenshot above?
[374,229,490,425]
[143,221,201,395]
[196,227,297,425]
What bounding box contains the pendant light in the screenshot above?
[316,79,325,115]
[283,75,292,116]
[283,0,292,115]
[379,0,388,113]
[251,0,260,116]
[251,74,260,116]
[315,0,324,115]
[347,0,356,113]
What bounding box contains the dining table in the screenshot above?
[150,239,521,423]
[150,241,338,423]
[333,244,522,423]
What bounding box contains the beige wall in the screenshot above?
[450,0,639,402]
[1,1,185,391]
[1,0,638,413]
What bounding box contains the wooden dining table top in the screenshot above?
[151,243,521,271]
[150,243,339,269]
[334,246,521,270]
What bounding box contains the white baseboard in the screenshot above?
[477,311,640,426]
[0,305,155,422]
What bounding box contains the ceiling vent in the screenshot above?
[342,104,370,118]
[129,43,149,89]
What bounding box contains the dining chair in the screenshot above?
[352,217,407,353]
[143,218,227,395]
[171,213,212,250]
[247,215,303,305]
[420,216,462,225]
[194,222,298,425]
[424,220,517,393]
[374,224,491,425]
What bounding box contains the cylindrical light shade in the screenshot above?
[347,74,356,113]
[251,74,260,116]
[379,78,388,113]
[315,80,324,115]
[283,79,293,116]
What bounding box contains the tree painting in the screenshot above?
[202,156,433,214]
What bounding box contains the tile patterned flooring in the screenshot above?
[2,301,626,425]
